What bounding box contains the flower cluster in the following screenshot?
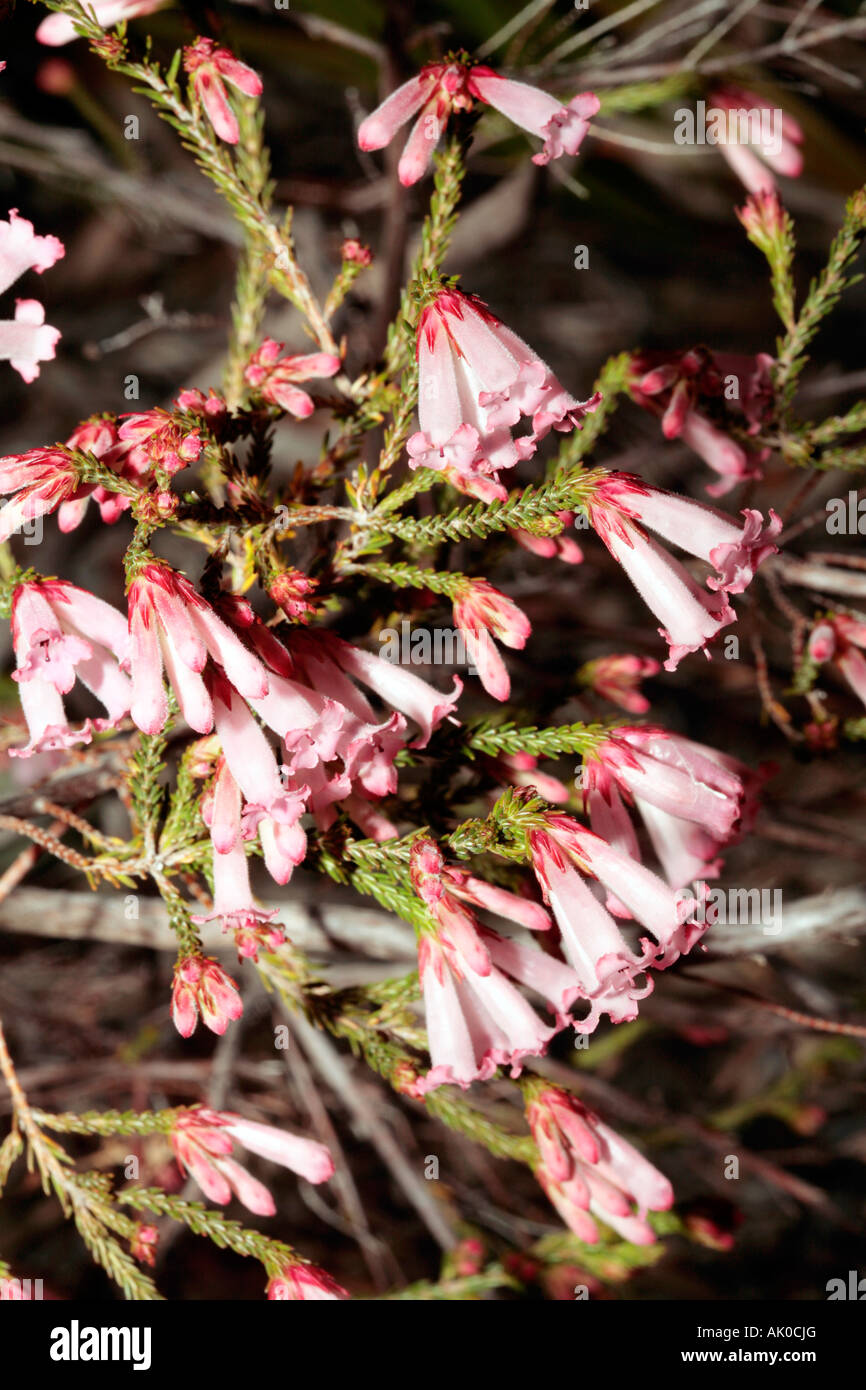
[183,39,263,146]
[526,1085,673,1245]
[169,1108,334,1214]
[358,57,599,185]
[3,13,835,1306]
[408,286,599,500]
[581,728,756,889]
[584,473,780,670]
[630,347,774,497]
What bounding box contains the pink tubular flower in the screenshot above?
[289,629,461,750]
[469,70,599,166]
[55,418,132,532]
[0,210,64,382]
[10,579,131,756]
[207,678,309,885]
[357,57,598,185]
[126,562,270,735]
[527,1085,673,1245]
[408,287,600,499]
[410,839,579,1092]
[452,579,530,701]
[193,761,287,928]
[199,628,373,841]
[430,850,552,934]
[183,39,263,145]
[586,473,780,670]
[582,728,746,889]
[185,611,456,844]
[528,828,653,1033]
[267,1264,349,1300]
[528,814,705,1034]
[631,348,774,497]
[170,1108,334,1215]
[708,86,803,195]
[37,0,165,46]
[809,614,866,711]
[189,753,291,944]
[580,653,660,713]
[244,340,341,416]
[0,447,79,542]
[170,956,244,1039]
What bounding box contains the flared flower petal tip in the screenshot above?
[707,508,782,593]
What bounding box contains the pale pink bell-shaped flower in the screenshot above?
[0,210,64,381]
[528,827,655,1033]
[201,612,458,839]
[538,815,706,963]
[0,446,80,542]
[468,69,599,167]
[583,728,746,889]
[586,473,779,670]
[408,287,599,499]
[170,1108,334,1215]
[195,758,292,948]
[596,476,781,593]
[203,697,310,887]
[183,38,263,145]
[195,764,289,959]
[357,58,598,185]
[289,629,461,750]
[527,1086,673,1245]
[126,562,270,735]
[708,86,803,195]
[410,839,580,1091]
[37,0,165,46]
[193,815,279,933]
[10,579,131,756]
[528,813,709,1033]
[233,629,404,836]
[244,340,341,417]
[452,579,530,701]
[193,758,302,932]
[170,956,244,1039]
[267,1264,349,1300]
